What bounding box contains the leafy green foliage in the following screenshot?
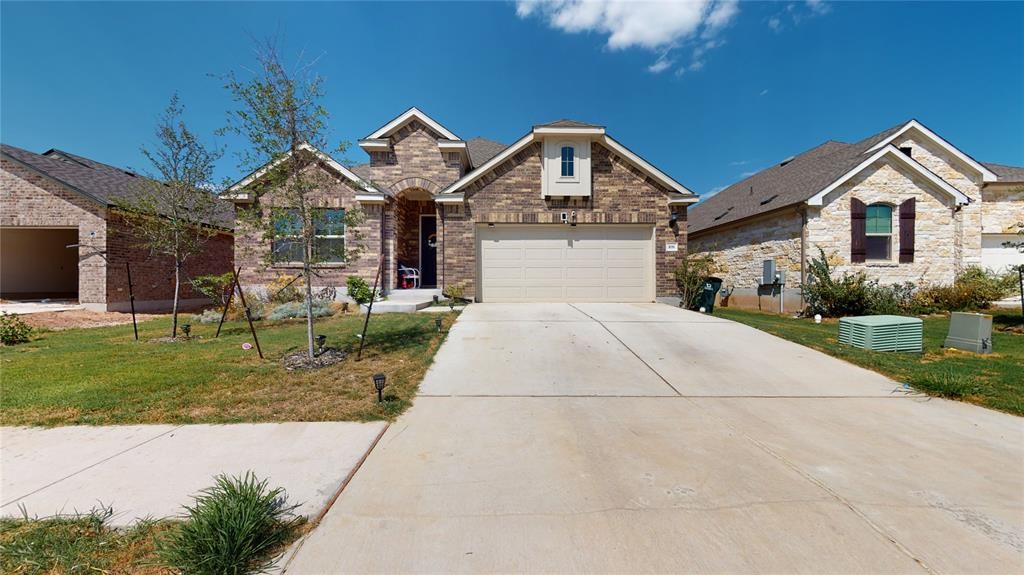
[346,275,374,305]
[0,313,32,345]
[673,252,721,310]
[442,280,468,303]
[803,247,872,316]
[267,301,333,321]
[157,472,302,575]
[191,272,236,310]
[913,267,1016,312]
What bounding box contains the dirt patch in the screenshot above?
[20,310,163,331]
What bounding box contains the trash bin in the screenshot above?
[700,277,724,313]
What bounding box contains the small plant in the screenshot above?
[191,309,223,324]
[346,275,374,305]
[228,289,266,321]
[157,472,303,575]
[191,272,236,311]
[266,275,303,304]
[803,247,872,317]
[0,312,33,345]
[267,301,333,321]
[673,251,719,310]
[443,280,468,305]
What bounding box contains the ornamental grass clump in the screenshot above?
[157,472,303,575]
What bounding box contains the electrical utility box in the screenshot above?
[761,260,785,285]
[944,312,993,354]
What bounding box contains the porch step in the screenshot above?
[360,289,442,314]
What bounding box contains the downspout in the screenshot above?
[800,206,808,310]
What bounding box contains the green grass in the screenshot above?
[716,307,1024,415]
[0,507,172,575]
[0,310,456,426]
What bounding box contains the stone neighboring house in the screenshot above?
[223,107,697,302]
[1,144,234,311]
[688,119,1024,311]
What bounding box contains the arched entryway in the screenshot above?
[392,187,438,289]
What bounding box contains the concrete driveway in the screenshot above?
[287,303,1023,573]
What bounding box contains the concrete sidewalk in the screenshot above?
[1,422,386,526]
[287,303,1024,574]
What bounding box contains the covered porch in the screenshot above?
[389,187,439,292]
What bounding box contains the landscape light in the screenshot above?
[181,324,191,337]
[373,373,387,403]
[435,316,443,333]
[316,334,327,354]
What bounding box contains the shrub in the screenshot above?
[673,252,720,310]
[228,289,266,322]
[346,276,373,305]
[267,300,333,321]
[443,280,468,303]
[0,313,33,345]
[865,282,917,315]
[157,472,302,575]
[191,309,223,324]
[803,248,871,317]
[914,267,1014,311]
[190,272,235,311]
[266,275,303,304]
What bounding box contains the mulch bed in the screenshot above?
[281,348,348,370]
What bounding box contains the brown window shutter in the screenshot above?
[851,197,866,263]
[899,198,916,263]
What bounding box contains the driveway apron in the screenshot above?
[286,303,1024,574]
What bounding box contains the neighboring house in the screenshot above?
[1,144,234,311]
[224,107,697,302]
[688,120,1024,311]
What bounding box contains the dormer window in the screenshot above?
[560,146,575,178]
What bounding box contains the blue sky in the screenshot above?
[2,1,1022,199]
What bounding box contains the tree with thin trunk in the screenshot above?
[221,40,364,359]
[116,95,223,338]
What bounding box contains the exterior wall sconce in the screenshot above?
[373,372,387,403]
[570,210,577,227]
[669,210,679,233]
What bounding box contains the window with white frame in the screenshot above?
[865,203,892,260]
[271,208,346,264]
[560,145,575,178]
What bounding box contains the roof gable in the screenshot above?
[224,143,376,200]
[364,106,459,141]
[866,120,997,182]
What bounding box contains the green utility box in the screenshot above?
[700,277,724,313]
[944,312,993,354]
[838,315,923,352]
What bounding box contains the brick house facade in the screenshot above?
[225,108,697,302]
[688,120,1024,312]
[1,145,234,312]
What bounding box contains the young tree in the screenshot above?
[221,41,364,359]
[116,95,223,338]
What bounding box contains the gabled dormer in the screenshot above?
[533,120,605,198]
[358,107,470,172]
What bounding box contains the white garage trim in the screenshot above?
[476,224,655,303]
[981,234,1024,273]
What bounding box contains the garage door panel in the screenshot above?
[478,225,653,303]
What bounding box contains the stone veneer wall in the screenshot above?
[440,142,686,299]
[981,183,1024,234]
[690,208,803,289]
[1,159,108,305]
[807,156,960,285]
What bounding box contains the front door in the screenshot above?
[419,215,438,288]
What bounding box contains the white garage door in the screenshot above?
[478,225,654,302]
[982,234,1023,272]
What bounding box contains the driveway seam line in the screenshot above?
[683,397,937,575]
[1,425,185,508]
[567,303,683,397]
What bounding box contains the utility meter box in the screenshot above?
[762,260,777,285]
[944,312,993,354]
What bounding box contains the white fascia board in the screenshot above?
[600,135,696,196]
[433,193,464,204]
[668,196,700,205]
[866,120,997,182]
[806,144,972,206]
[355,193,387,205]
[366,107,460,140]
[437,140,467,149]
[227,143,378,194]
[533,126,605,136]
[357,139,390,151]
[438,132,536,194]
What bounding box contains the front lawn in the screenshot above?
[0,311,454,426]
[716,307,1024,416]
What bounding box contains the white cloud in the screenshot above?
[767,16,782,32]
[740,170,758,178]
[769,1,831,31]
[516,1,740,74]
[704,185,728,198]
[729,160,751,166]
[648,52,674,74]
[759,88,769,96]
[806,0,831,16]
[688,59,705,72]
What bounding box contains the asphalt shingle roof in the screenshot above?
[1,143,233,228]
[466,137,507,167]
[688,122,913,235]
[534,119,603,129]
[984,162,1024,182]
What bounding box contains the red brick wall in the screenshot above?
[440,142,687,299]
[104,212,234,310]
